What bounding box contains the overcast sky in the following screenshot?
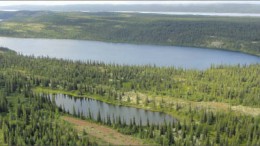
[0,1,260,6]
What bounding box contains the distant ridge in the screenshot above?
[1,4,260,13]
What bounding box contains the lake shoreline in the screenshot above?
[1,36,259,70]
[0,35,259,57]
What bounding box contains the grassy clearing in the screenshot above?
[123,91,260,117]
[56,116,106,145]
[61,116,145,145]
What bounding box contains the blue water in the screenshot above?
[0,37,259,69]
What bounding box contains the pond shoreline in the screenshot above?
[41,92,176,126]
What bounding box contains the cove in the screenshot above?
[0,37,259,69]
[47,94,176,126]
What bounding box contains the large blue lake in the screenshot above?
[0,37,259,69]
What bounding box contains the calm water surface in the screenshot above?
[0,37,259,69]
[48,94,176,125]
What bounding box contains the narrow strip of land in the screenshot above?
[122,91,260,117]
[62,116,145,146]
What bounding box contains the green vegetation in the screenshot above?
[0,49,259,145]
[1,50,259,107]
[0,11,260,56]
[0,47,15,54]
[0,92,96,145]
[0,10,260,145]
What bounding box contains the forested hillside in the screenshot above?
[0,9,260,145]
[1,50,259,107]
[0,49,259,145]
[0,11,260,56]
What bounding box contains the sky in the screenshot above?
[0,1,260,6]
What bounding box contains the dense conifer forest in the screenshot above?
[0,48,259,145]
[0,6,260,146]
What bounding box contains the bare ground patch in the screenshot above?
[62,116,145,146]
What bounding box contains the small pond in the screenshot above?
[47,94,176,126]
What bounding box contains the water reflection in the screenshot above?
[48,94,176,126]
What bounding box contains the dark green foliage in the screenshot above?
[0,92,8,112]
[97,110,102,123]
[0,47,13,52]
[93,106,260,146]
[0,51,259,145]
[0,52,259,106]
[0,93,94,146]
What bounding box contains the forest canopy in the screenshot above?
[0,50,259,145]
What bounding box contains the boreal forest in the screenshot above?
[0,4,259,146]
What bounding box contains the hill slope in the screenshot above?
[0,11,260,56]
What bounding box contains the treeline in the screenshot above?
[0,52,259,145]
[0,11,260,55]
[0,52,259,107]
